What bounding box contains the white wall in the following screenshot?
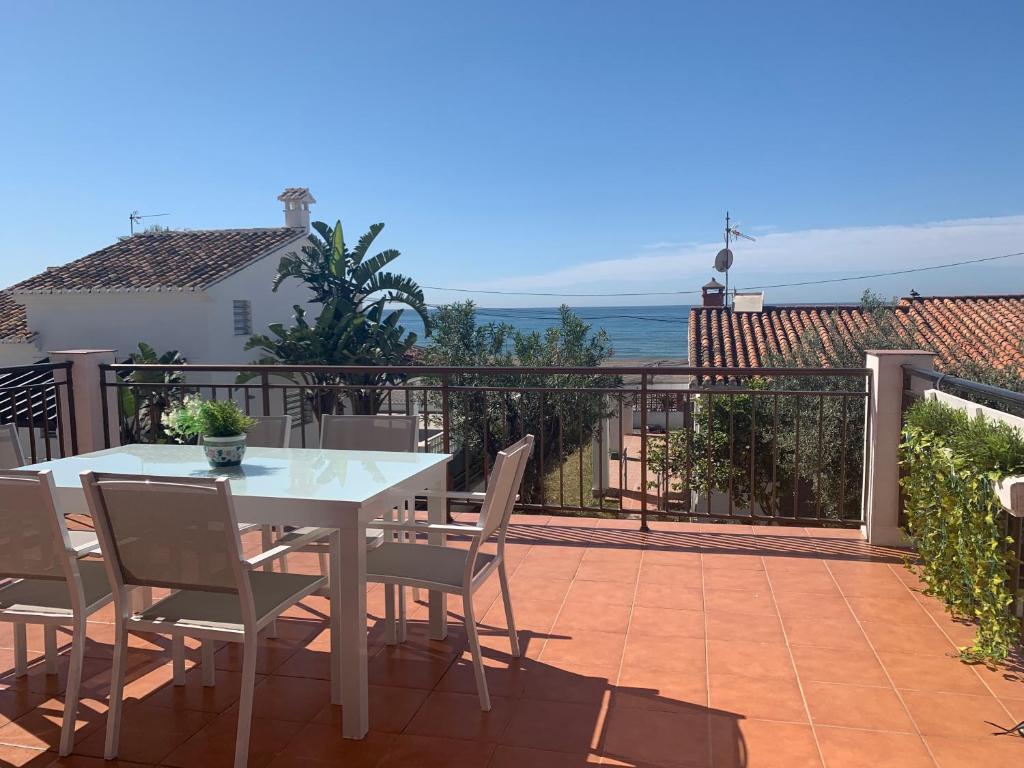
[20,291,214,361]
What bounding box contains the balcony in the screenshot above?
[0,355,1021,766]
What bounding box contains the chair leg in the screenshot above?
[234,636,259,768]
[278,526,290,573]
[44,625,59,674]
[405,498,423,604]
[202,639,217,687]
[498,561,520,657]
[384,584,397,645]
[463,589,491,712]
[58,619,86,756]
[104,621,128,760]
[13,623,28,677]
[172,635,186,686]
[261,525,274,573]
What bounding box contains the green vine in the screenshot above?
[900,399,1024,663]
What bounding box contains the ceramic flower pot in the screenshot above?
[202,434,247,468]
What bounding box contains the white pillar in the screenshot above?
[48,350,120,454]
[862,350,936,546]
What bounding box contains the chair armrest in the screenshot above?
[68,530,101,557]
[243,526,334,569]
[374,520,485,535]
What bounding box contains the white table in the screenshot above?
[24,443,452,740]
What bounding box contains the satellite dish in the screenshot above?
[714,248,734,273]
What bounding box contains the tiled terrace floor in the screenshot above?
[0,517,1022,767]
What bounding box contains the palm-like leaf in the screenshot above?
[351,223,384,266]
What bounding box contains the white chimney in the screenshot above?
[277,188,316,231]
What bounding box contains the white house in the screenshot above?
[0,188,318,366]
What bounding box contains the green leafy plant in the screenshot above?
[900,398,1024,662]
[118,342,186,443]
[162,395,257,442]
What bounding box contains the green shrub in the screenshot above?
[162,395,257,441]
[900,398,1024,662]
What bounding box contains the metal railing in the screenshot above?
[98,363,871,529]
[0,362,78,461]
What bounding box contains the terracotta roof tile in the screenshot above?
[11,228,306,294]
[0,293,31,343]
[688,295,1024,372]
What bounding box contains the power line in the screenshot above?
[420,250,1024,298]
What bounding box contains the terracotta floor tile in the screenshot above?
[971,662,1024,701]
[705,611,785,644]
[641,550,702,567]
[773,592,854,621]
[223,674,332,724]
[540,631,625,669]
[628,606,705,639]
[566,580,637,608]
[614,666,708,712]
[400,690,512,742]
[783,616,870,650]
[602,707,710,767]
[508,576,572,604]
[0,745,51,767]
[762,555,828,573]
[702,553,765,571]
[701,569,771,592]
[0,689,51,728]
[0,694,104,751]
[638,563,702,587]
[278,724,395,765]
[435,657,530,700]
[790,646,890,686]
[706,640,794,679]
[481,598,562,636]
[634,583,703,612]
[802,680,915,732]
[879,651,990,696]
[366,646,456,690]
[311,686,429,734]
[846,596,933,625]
[621,636,706,676]
[859,621,957,656]
[708,673,807,723]
[703,588,777,617]
[575,560,640,583]
[924,733,1024,768]
[815,726,934,768]
[73,702,215,764]
[500,698,605,753]
[521,663,617,706]
[44,755,151,768]
[488,745,599,768]
[554,601,632,635]
[765,569,841,595]
[161,713,304,768]
[710,716,822,768]
[901,689,1013,740]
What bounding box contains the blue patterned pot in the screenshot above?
[202,434,247,467]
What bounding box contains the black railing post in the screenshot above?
[639,372,649,532]
[65,362,79,455]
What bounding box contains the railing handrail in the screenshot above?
[903,365,1024,408]
[100,362,872,378]
[0,361,72,376]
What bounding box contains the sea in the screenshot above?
[401,305,691,361]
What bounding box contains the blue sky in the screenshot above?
[1,1,1022,306]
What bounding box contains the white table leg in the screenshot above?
[329,530,341,706]
[426,465,448,640]
[337,523,369,739]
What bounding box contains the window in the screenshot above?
[233,300,252,335]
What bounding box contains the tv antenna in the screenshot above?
[129,210,170,235]
[715,212,755,308]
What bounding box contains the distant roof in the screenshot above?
[688,294,1024,372]
[11,227,307,294]
[0,293,32,343]
[703,278,725,290]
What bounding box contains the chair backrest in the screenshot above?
[0,424,26,470]
[320,414,417,453]
[477,435,535,540]
[82,472,246,595]
[245,415,292,448]
[0,469,78,582]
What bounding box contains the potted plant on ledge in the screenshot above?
[162,395,257,468]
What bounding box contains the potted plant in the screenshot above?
[162,395,257,468]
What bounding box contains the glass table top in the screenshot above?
[24,444,451,504]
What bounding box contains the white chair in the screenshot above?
[0,468,114,755]
[81,471,328,768]
[1,422,101,674]
[299,414,419,642]
[366,434,534,711]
